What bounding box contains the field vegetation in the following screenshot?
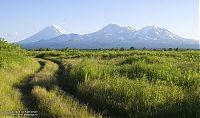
[38,49,200,117]
[0,38,199,117]
[0,39,39,117]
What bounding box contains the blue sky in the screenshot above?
[0,0,199,42]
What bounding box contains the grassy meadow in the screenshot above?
[0,38,200,117]
[0,39,40,117]
[38,49,200,117]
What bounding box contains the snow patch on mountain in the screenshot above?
[19,25,66,44]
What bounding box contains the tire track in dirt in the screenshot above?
[17,61,45,115]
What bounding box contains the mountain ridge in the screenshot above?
[19,24,199,49]
[19,25,66,44]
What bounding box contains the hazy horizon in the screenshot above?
[0,0,199,42]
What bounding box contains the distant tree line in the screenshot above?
[0,38,23,52]
[29,46,197,51]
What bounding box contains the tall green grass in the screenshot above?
[56,50,200,117]
[0,51,40,115]
[27,49,200,117]
[78,78,186,117]
[30,60,58,89]
[29,59,100,117]
[32,86,99,118]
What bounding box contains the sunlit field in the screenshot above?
[0,39,200,117]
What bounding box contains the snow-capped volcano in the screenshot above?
[83,24,135,42]
[98,24,134,34]
[133,26,183,41]
[19,24,199,49]
[19,25,66,44]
